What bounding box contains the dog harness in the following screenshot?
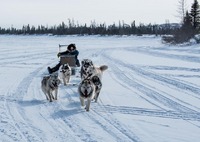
[50,82,58,90]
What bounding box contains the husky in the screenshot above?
[80,59,93,79]
[91,76,102,103]
[59,63,71,85]
[41,73,61,102]
[78,79,95,111]
[80,59,108,80]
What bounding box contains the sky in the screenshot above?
[0,0,194,28]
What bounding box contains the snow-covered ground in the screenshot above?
[0,35,200,142]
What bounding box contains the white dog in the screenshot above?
[41,73,61,102]
[59,63,71,85]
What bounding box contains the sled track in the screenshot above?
[0,51,53,66]
[103,49,200,98]
[125,47,200,63]
[61,85,140,142]
[3,67,46,142]
[1,46,73,142]
[105,56,197,112]
[95,105,200,121]
[51,87,96,142]
[102,50,200,112]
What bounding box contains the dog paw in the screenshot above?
[84,107,90,111]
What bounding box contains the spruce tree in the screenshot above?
[190,0,200,32]
[182,11,194,39]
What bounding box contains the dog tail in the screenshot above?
[100,65,108,72]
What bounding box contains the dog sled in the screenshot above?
[59,44,77,75]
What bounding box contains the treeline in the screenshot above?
[1,0,199,45]
[0,20,178,36]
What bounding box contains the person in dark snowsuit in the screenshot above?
[47,43,80,74]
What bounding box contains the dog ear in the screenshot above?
[81,60,85,65]
[90,62,94,66]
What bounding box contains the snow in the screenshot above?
[0,35,200,142]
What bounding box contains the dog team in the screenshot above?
[41,44,108,111]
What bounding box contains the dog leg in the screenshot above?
[66,77,69,84]
[63,78,67,86]
[68,76,71,83]
[51,93,55,100]
[42,90,49,100]
[55,89,58,100]
[79,97,85,106]
[86,99,91,111]
[48,91,53,102]
[45,93,49,100]
[94,92,100,102]
[94,87,101,102]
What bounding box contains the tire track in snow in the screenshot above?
[0,51,53,66]
[4,67,45,142]
[90,105,140,142]
[125,47,200,63]
[24,68,78,142]
[4,64,77,142]
[1,91,27,142]
[104,51,200,109]
[102,51,199,113]
[94,105,200,121]
[60,85,140,142]
[2,46,67,142]
[104,50,200,98]
[51,87,99,142]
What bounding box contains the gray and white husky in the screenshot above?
[59,63,71,85]
[80,59,108,80]
[78,78,95,111]
[41,73,61,102]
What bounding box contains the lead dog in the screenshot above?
[41,73,61,102]
[59,63,71,85]
[78,78,95,111]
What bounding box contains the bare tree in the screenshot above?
[177,0,187,23]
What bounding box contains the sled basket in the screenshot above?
[60,55,76,67]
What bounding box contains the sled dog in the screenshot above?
[91,76,102,102]
[41,73,61,102]
[78,78,95,111]
[59,63,71,85]
[80,59,93,79]
[80,59,108,80]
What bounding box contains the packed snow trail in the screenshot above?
[0,35,200,142]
